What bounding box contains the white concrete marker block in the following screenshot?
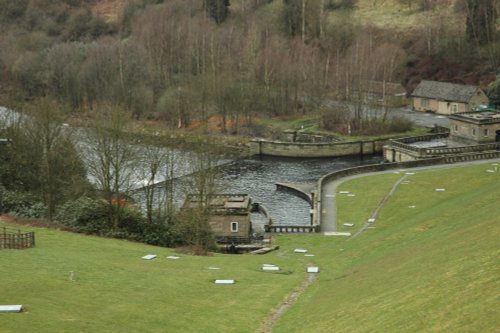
[435,188,446,192]
[343,223,354,227]
[304,254,315,257]
[368,218,375,223]
[262,266,280,271]
[405,172,415,175]
[324,232,351,236]
[294,248,308,253]
[207,267,220,270]
[347,194,356,197]
[339,191,350,194]
[167,256,180,260]
[307,267,319,273]
[486,170,496,173]
[0,305,23,313]
[215,280,235,284]
[142,254,157,260]
[263,264,276,267]
[408,205,416,209]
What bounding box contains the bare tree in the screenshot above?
[137,143,176,225]
[44,43,85,111]
[83,104,137,228]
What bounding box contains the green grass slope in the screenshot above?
[0,224,305,333]
[273,162,500,333]
[0,162,498,332]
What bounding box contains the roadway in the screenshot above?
[319,158,500,234]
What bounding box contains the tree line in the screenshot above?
[0,97,223,251]
[0,0,498,135]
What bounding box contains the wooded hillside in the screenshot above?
[0,0,498,134]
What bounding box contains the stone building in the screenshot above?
[449,111,500,144]
[183,194,252,243]
[412,80,489,115]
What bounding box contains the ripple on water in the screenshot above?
[221,155,381,226]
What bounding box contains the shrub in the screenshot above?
[142,223,174,247]
[56,197,174,246]
[169,208,216,252]
[56,197,109,234]
[116,206,147,234]
[0,189,47,218]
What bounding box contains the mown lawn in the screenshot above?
[1,162,499,332]
[273,162,500,333]
[0,224,306,333]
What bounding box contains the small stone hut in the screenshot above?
[449,110,500,144]
[183,194,252,244]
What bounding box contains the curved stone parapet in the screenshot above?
[317,151,500,232]
[275,182,314,204]
[250,138,386,158]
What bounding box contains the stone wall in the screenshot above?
[450,119,500,144]
[281,131,340,143]
[316,151,500,228]
[384,136,500,162]
[249,139,387,158]
[208,214,251,239]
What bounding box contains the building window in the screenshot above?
[454,125,458,132]
[471,128,476,136]
[421,98,429,108]
[484,129,489,136]
[451,103,458,113]
[230,222,238,233]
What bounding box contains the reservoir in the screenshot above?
[220,155,381,226]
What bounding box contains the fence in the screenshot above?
[265,225,319,233]
[0,227,35,249]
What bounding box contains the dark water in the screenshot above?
[2,105,383,226]
[220,155,381,226]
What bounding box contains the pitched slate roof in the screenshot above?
[412,80,481,103]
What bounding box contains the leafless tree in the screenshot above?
[83,104,137,228]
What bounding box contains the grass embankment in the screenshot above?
[1,162,498,332]
[274,162,500,333]
[0,225,305,333]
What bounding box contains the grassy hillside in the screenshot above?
[1,162,498,332]
[0,224,305,333]
[274,162,500,332]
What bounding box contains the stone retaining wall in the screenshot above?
[385,137,500,162]
[250,139,386,158]
[315,151,500,228]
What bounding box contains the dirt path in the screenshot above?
[257,272,316,333]
[349,174,408,240]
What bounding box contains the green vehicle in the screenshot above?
[472,104,497,111]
